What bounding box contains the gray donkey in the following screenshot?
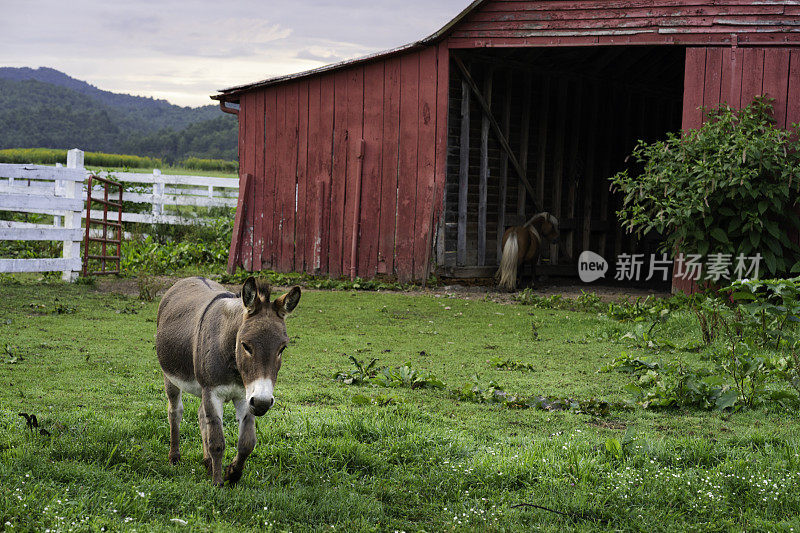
[156,276,300,485]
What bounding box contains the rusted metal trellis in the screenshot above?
[82,174,123,276]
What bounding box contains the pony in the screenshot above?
[496,212,560,291]
[156,276,300,486]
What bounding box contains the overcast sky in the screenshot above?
[1,0,468,107]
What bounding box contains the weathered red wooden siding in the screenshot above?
[673,45,800,294]
[232,46,448,282]
[449,1,800,47]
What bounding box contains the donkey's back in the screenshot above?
[156,277,235,384]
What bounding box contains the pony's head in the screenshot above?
[531,212,560,245]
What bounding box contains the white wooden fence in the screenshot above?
[0,149,239,280]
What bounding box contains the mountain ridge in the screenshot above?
[0,67,236,162]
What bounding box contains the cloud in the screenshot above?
[0,0,468,106]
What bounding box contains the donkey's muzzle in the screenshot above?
[250,396,273,416]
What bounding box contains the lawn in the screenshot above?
[1,280,799,531]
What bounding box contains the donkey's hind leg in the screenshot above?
[164,375,183,465]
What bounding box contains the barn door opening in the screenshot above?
[438,46,685,284]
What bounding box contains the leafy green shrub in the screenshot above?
[333,356,379,385]
[489,357,535,372]
[611,96,800,277]
[726,277,800,348]
[601,354,739,411]
[334,357,444,390]
[453,376,613,415]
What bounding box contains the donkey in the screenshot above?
[156,276,300,486]
[496,212,560,291]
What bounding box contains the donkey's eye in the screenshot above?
[241,342,253,356]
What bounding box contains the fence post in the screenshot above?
[152,169,164,218]
[63,149,84,281]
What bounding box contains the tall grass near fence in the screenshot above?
[0,148,238,174]
[0,148,163,169]
[182,157,238,173]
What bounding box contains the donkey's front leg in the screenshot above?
[201,391,226,486]
[225,399,257,485]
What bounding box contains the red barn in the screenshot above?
[213,0,800,289]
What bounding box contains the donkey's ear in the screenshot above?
[242,276,258,312]
[273,286,301,318]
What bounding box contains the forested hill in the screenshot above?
[0,67,237,162]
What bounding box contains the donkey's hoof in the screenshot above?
[224,464,243,486]
[168,453,181,465]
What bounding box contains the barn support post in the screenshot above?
[457,76,470,266]
[349,139,365,280]
[228,173,253,274]
[582,82,600,253]
[478,67,493,266]
[497,69,512,260]
[535,76,550,217]
[518,72,532,219]
[452,54,539,213]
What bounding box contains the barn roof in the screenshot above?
[212,0,484,101]
[213,0,800,102]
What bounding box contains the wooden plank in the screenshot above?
[497,69,512,260]
[565,80,583,261]
[295,80,309,272]
[762,48,791,128]
[702,47,724,110]
[788,49,800,129]
[478,67,493,267]
[583,82,600,252]
[396,52,420,282]
[343,66,364,278]
[413,46,440,280]
[457,77,470,267]
[0,257,82,274]
[468,4,787,22]
[0,226,83,241]
[259,88,274,271]
[598,82,613,257]
[318,74,336,274]
[240,92,255,271]
[306,77,322,273]
[433,43,451,271]
[518,72,532,218]
[378,57,401,276]
[446,33,800,49]
[740,47,765,107]
[280,83,300,272]
[359,61,385,278]
[682,48,706,131]
[228,172,253,274]
[0,165,84,182]
[0,194,82,212]
[328,71,349,277]
[550,77,569,264]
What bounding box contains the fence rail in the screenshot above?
[0,149,240,280]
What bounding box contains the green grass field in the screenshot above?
[1,281,799,531]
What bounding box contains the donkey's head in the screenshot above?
[533,212,560,245]
[235,277,301,417]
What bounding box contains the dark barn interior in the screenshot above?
[438,46,686,281]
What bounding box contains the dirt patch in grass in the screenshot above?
[93,275,669,304]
